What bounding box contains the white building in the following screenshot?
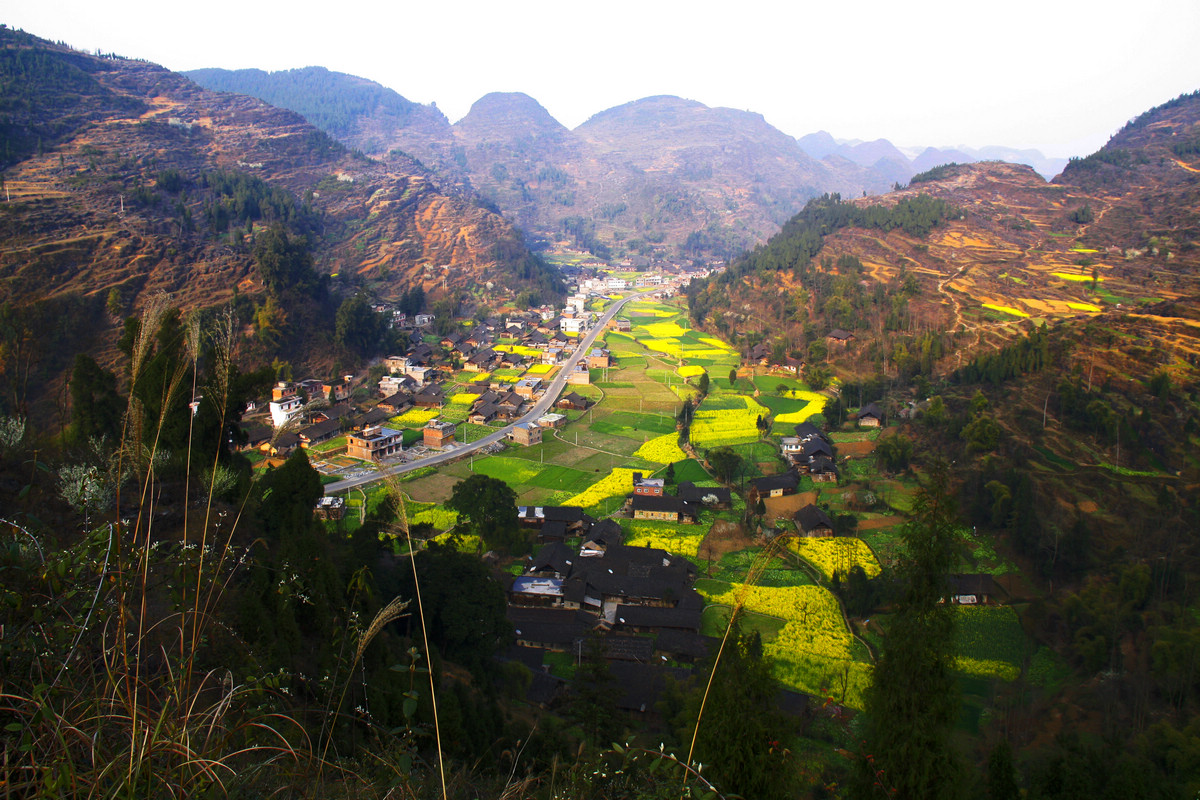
[269,395,303,429]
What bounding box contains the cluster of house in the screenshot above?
[778,422,839,483]
[500,503,809,718]
[626,472,733,523]
[745,328,856,373]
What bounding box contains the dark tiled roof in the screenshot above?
[539,520,569,540]
[802,438,834,458]
[614,603,702,632]
[529,542,575,575]
[507,607,593,647]
[585,519,624,547]
[809,454,838,474]
[949,573,1002,598]
[299,418,342,441]
[794,504,834,534]
[527,671,565,706]
[319,403,355,420]
[499,644,545,672]
[542,506,585,523]
[241,422,272,445]
[859,402,884,420]
[794,422,826,441]
[606,662,693,712]
[752,471,799,493]
[632,495,695,516]
[676,482,732,505]
[600,635,656,662]
[358,407,391,426]
[654,629,717,659]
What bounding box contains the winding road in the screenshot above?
[325,289,656,493]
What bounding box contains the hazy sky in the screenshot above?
[8,0,1200,158]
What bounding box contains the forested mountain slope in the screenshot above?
[688,91,1200,789]
[0,28,558,318]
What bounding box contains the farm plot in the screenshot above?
[786,537,882,581]
[696,582,872,707]
[404,499,459,531]
[390,408,440,427]
[589,411,678,439]
[632,433,688,464]
[524,465,596,492]
[620,519,706,558]
[707,548,812,586]
[562,467,640,513]
[700,603,788,641]
[468,457,545,486]
[690,395,769,448]
[668,458,711,483]
[953,605,1027,681]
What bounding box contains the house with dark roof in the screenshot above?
[561,545,697,614]
[827,329,854,347]
[794,504,835,537]
[299,418,343,447]
[528,542,576,578]
[413,385,445,407]
[948,574,1006,605]
[378,392,413,414]
[654,629,717,662]
[809,454,839,483]
[465,349,499,372]
[310,403,354,424]
[605,662,693,717]
[538,519,569,544]
[557,391,592,411]
[751,471,800,498]
[469,403,499,424]
[858,402,884,428]
[802,438,834,460]
[676,481,732,509]
[599,635,656,662]
[632,495,698,523]
[795,422,828,443]
[407,343,435,364]
[581,519,624,554]
[239,422,272,451]
[507,607,595,651]
[614,598,702,633]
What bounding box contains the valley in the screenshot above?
[2,23,1199,800]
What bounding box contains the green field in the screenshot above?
[701,605,789,640]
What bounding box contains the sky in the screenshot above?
[7,0,1200,158]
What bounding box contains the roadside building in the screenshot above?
[423,418,457,448]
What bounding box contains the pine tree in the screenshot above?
[857,463,964,800]
[681,627,795,799]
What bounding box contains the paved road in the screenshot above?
[325,289,656,493]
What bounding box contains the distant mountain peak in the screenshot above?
[455,92,566,135]
[578,95,708,128]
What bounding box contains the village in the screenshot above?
[229,264,1022,720]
